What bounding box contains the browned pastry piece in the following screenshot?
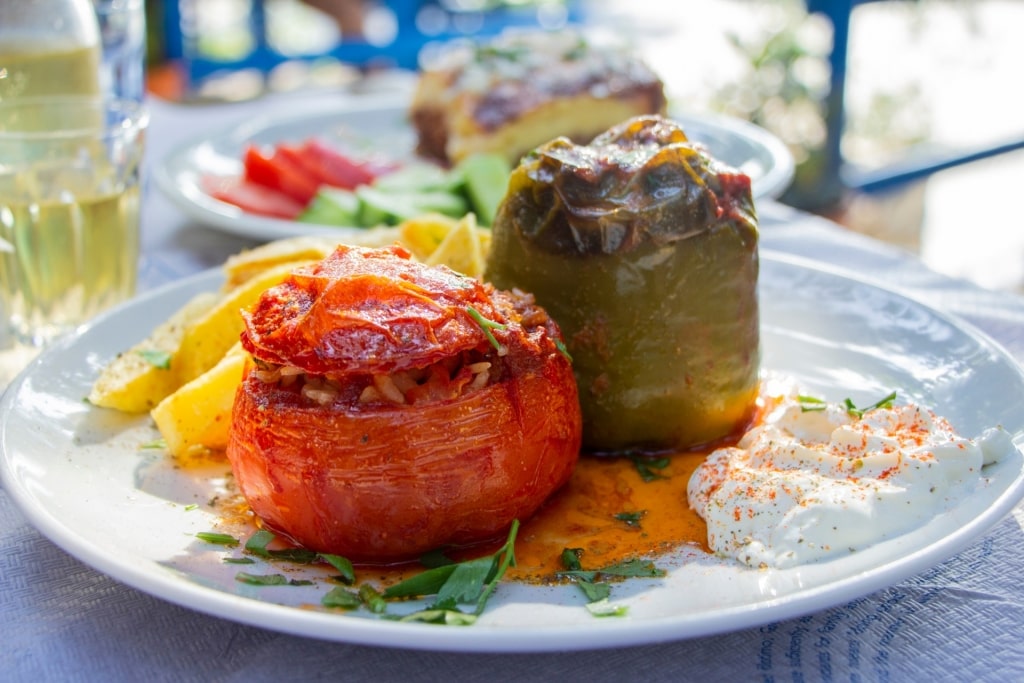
[410,29,667,166]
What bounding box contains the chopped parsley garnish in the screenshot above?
[419,547,456,569]
[245,529,355,581]
[558,557,667,581]
[136,348,172,369]
[319,554,356,585]
[195,531,239,546]
[586,599,629,617]
[394,609,478,625]
[235,572,288,586]
[358,584,388,614]
[209,525,521,624]
[797,395,827,412]
[798,391,898,417]
[381,520,519,625]
[244,529,319,562]
[626,453,670,482]
[557,549,663,618]
[466,305,507,354]
[243,529,275,556]
[613,511,645,527]
[554,338,573,362]
[234,572,313,587]
[321,586,362,609]
[845,391,897,418]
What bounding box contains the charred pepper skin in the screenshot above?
[485,115,761,453]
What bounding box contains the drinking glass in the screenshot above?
[0,96,148,353]
[93,0,147,101]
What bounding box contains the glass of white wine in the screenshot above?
[0,96,148,353]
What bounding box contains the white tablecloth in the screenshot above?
[3,92,1024,682]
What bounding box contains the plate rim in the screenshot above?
[2,251,1022,653]
[152,98,796,243]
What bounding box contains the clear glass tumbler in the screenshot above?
[0,96,149,348]
[93,0,147,101]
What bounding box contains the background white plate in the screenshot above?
[154,97,796,242]
[2,251,1022,653]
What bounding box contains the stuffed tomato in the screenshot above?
[226,244,581,562]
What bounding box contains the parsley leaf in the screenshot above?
[244,529,275,557]
[245,529,354,578]
[195,532,239,546]
[234,572,313,587]
[614,511,645,527]
[587,558,666,579]
[136,348,172,369]
[393,609,478,625]
[320,553,356,584]
[382,520,519,623]
[466,305,507,354]
[554,338,573,362]
[626,454,670,482]
[797,395,827,412]
[322,586,361,609]
[419,547,456,569]
[557,548,642,618]
[586,598,629,617]
[845,391,897,418]
[358,584,388,613]
[578,580,611,603]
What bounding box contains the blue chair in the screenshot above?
[806,0,1024,202]
[160,0,586,93]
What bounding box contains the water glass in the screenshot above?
[0,96,148,349]
[93,0,147,101]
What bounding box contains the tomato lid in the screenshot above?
[241,244,505,375]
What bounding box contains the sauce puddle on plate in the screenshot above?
[508,451,710,581]
[200,448,714,584]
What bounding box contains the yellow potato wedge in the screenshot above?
[151,343,247,457]
[398,213,461,261]
[176,260,310,384]
[88,291,219,413]
[423,214,490,279]
[222,236,338,290]
[222,227,405,289]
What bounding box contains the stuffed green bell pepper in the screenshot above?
[484,115,760,453]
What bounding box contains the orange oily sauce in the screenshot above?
[507,450,711,582]
[203,446,713,584]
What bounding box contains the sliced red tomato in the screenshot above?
[274,144,332,188]
[298,139,379,190]
[202,175,304,219]
[242,145,320,205]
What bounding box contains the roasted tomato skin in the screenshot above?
[226,244,581,562]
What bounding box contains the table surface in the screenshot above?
[4,89,1024,682]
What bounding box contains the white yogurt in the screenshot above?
[687,385,1015,568]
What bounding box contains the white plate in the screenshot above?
[153,96,796,242]
[2,252,1023,652]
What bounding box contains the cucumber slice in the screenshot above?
[373,162,464,193]
[356,185,469,226]
[298,188,360,226]
[456,153,511,226]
